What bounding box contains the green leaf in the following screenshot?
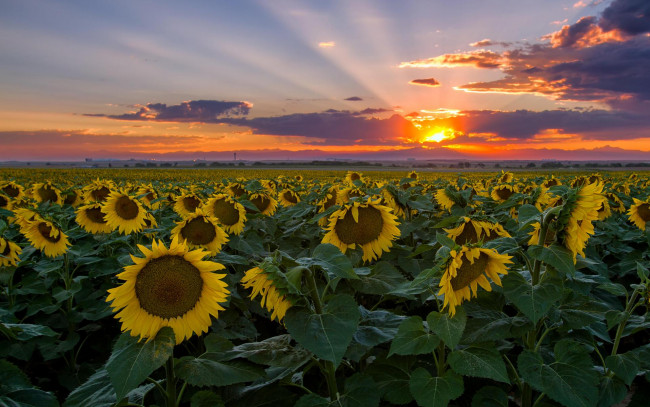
[297,244,358,280]
[354,308,405,347]
[471,386,509,407]
[502,271,563,324]
[0,389,59,407]
[436,233,456,249]
[426,308,466,349]
[0,359,32,393]
[597,376,627,407]
[190,391,225,407]
[105,327,175,400]
[433,216,460,229]
[448,347,510,383]
[337,373,380,407]
[2,324,57,341]
[365,358,413,405]
[637,262,649,281]
[63,369,114,407]
[175,357,264,387]
[388,316,439,357]
[294,394,330,407]
[518,340,599,407]
[605,353,639,385]
[284,294,361,367]
[409,368,464,407]
[518,204,541,229]
[527,244,576,276]
[350,262,406,295]
[222,334,311,368]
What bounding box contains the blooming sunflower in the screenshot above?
[241,266,293,322]
[11,207,42,231]
[174,193,203,218]
[203,194,247,235]
[83,180,114,203]
[171,210,228,255]
[490,184,517,202]
[542,177,561,188]
[381,188,407,219]
[278,189,300,207]
[106,237,230,344]
[1,181,25,201]
[0,237,21,267]
[322,198,400,262]
[435,188,455,211]
[76,203,113,234]
[606,192,625,213]
[227,182,247,198]
[102,191,148,235]
[407,170,419,180]
[338,187,365,203]
[445,217,510,245]
[32,182,62,205]
[248,192,278,216]
[527,222,557,246]
[628,198,650,231]
[597,199,611,221]
[559,182,605,262]
[23,219,70,258]
[317,187,340,227]
[62,189,82,207]
[438,246,512,316]
[137,185,161,209]
[0,193,12,212]
[346,171,364,185]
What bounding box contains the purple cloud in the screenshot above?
[85,100,252,122]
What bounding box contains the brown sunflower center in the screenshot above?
[37,186,58,203]
[250,195,270,212]
[212,198,239,225]
[38,222,61,243]
[135,255,204,319]
[545,179,559,187]
[349,173,361,181]
[63,193,77,205]
[181,217,217,245]
[283,191,298,203]
[451,252,490,291]
[115,196,139,220]
[182,196,201,213]
[637,203,650,222]
[91,187,111,202]
[322,193,337,210]
[495,187,513,200]
[85,207,107,224]
[1,241,11,256]
[0,195,8,208]
[401,183,411,190]
[230,185,245,197]
[145,192,155,201]
[454,223,480,245]
[409,173,417,179]
[334,205,384,245]
[2,185,20,198]
[348,189,363,199]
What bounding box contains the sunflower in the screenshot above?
[338,187,365,203]
[241,266,293,322]
[83,180,114,203]
[542,177,561,188]
[278,189,300,207]
[203,194,247,235]
[76,203,113,234]
[527,221,557,246]
[0,193,12,212]
[227,182,247,198]
[606,192,625,213]
[137,185,161,209]
[317,187,340,227]
[559,182,604,262]
[171,210,228,255]
[23,219,70,258]
[498,171,514,183]
[102,191,148,235]
[173,193,203,218]
[1,181,25,201]
[62,189,82,206]
[445,217,510,245]
[248,192,278,216]
[0,237,21,267]
[381,188,407,219]
[408,171,419,180]
[322,198,400,262]
[435,188,455,211]
[597,199,612,221]
[106,237,230,344]
[11,207,42,231]
[628,198,650,231]
[32,182,62,205]
[438,246,512,316]
[346,171,364,185]
[490,184,517,202]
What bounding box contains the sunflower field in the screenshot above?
[1,168,649,407]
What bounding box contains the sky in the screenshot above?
[1,0,649,161]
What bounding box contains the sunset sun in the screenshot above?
[422,128,456,143]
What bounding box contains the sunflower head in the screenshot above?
[102,191,148,235]
[0,193,12,211]
[23,219,70,258]
[247,192,278,216]
[32,182,62,205]
[345,171,364,185]
[174,193,203,218]
[241,262,294,323]
[171,209,228,255]
[445,217,510,245]
[1,181,25,200]
[322,198,400,262]
[83,180,114,203]
[438,246,512,316]
[628,198,650,231]
[542,177,561,188]
[227,182,247,198]
[106,237,230,344]
[338,187,365,204]
[490,184,517,202]
[278,189,301,207]
[62,189,82,207]
[435,188,456,211]
[498,171,514,183]
[137,185,161,209]
[0,237,22,267]
[76,203,113,234]
[408,171,419,180]
[203,194,247,235]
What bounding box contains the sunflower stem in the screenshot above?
[305,269,339,400]
[436,341,447,377]
[611,288,640,356]
[532,213,552,286]
[164,356,177,407]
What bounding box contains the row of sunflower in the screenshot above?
[1,170,649,407]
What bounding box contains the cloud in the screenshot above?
[344,96,363,101]
[318,41,336,48]
[409,78,441,87]
[86,100,252,123]
[399,50,504,69]
[401,0,650,110]
[218,109,419,146]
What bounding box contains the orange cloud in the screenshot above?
[408,78,441,87]
[547,16,628,48]
[318,41,336,48]
[399,50,504,69]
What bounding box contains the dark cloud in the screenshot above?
[600,0,650,35]
[85,100,251,122]
[409,78,441,87]
[344,96,363,101]
[219,109,419,146]
[417,108,650,140]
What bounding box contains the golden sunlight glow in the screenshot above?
[422,128,456,143]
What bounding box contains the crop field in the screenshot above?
[0,168,649,407]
